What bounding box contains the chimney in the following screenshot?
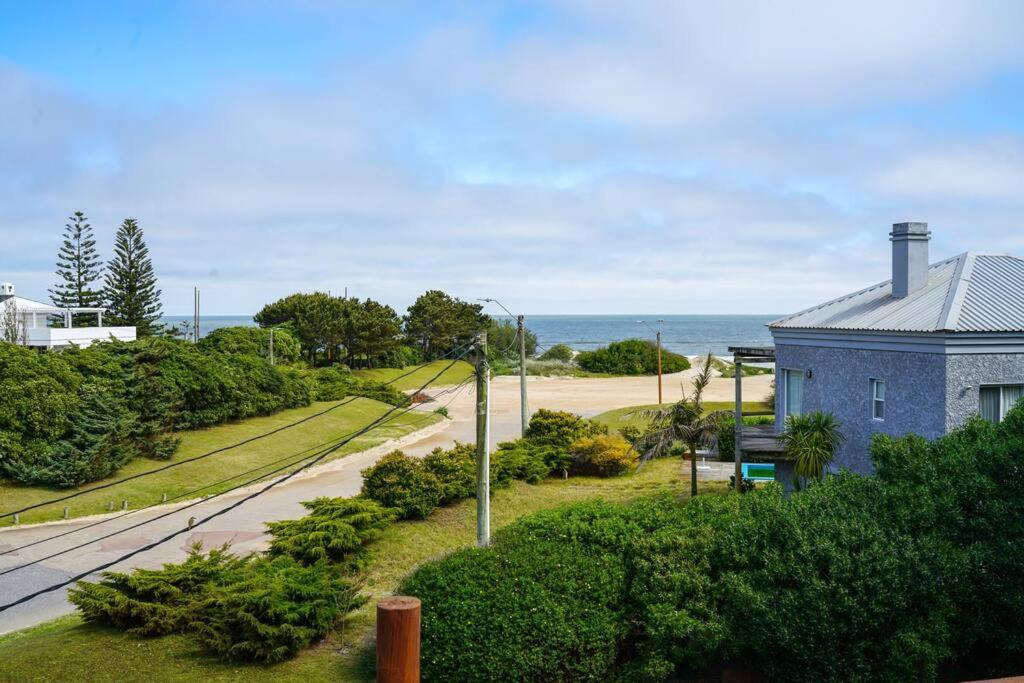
[890,222,930,298]
[0,283,13,297]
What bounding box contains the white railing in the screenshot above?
[25,326,137,348]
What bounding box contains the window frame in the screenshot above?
[980,384,1024,423]
[782,367,805,419]
[870,378,886,421]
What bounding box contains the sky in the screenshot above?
[3,1,1024,316]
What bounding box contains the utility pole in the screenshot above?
[479,298,529,436]
[638,319,665,404]
[655,329,663,405]
[517,314,528,436]
[474,331,490,547]
[734,359,743,492]
[269,327,275,365]
[193,287,199,343]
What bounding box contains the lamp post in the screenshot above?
[638,319,665,404]
[480,298,529,437]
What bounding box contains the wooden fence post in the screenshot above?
[376,596,421,683]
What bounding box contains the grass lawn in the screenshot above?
[0,399,441,526]
[0,458,712,683]
[352,360,474,391]
[593,401,772,435]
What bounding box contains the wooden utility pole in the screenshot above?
[376,596,421,683]
[474,332,490,547]
[269,327,275,365]
[655,329,663,404]
[734,360,743,492]
[517,314,528,436]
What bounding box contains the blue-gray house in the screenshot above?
[769,222,1024,473]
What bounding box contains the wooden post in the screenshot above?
[474,332,490,547]
[656,330,663,404]
[517,315,528,437]
[734,360,743,491]
[376,596,421,683]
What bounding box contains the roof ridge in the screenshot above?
[937,252,973,331]
[768,253,962,328]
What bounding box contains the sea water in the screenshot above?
[161,313,778,356]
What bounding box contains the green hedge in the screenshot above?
[575,339,690,375]
[714,414,775,461]
[403,404,1024,681]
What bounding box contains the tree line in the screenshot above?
[48,211,163,335]
[254,289,535,368]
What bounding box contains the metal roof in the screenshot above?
[770,252,1024,333]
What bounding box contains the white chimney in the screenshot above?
[890,222,930,298]
[0,283,13,297]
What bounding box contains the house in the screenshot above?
[0,282,136,350]
[769,222,1024,473]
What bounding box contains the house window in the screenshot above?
[871,379,886,420]
[783,369,804,418]
[979,385,1024,423]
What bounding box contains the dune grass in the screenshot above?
[593,401,772,435]
[0,458,708,683]
[352,360,474,391]
[0,399,441,526]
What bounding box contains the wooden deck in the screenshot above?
[740,424,788,456]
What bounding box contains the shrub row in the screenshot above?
[403,404,1024,682]
[361,410,630,519]
[575,339,690,375]
[0,330,408,488]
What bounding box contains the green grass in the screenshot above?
[0,399,441,526]
[352,360,474,391]
[593,401,772,435]
[0,458,710,683]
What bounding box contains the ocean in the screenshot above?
[161,314,778,357]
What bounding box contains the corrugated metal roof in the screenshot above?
[770,253,1024,333]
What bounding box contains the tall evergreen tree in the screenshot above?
[103,218,163,336]
[49,211,104,326]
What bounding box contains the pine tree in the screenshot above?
[103,218,163,336]
[49,211,104,326]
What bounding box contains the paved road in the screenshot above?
[0,370,771,634]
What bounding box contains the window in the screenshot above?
[980,385,1024,423]
[783,369,804,418]
[871,379,886,420]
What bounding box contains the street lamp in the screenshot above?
[637,319,665,404]
[479,298,529,437]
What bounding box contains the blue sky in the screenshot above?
[4,1,1024,315]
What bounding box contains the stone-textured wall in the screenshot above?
[774,344,946,473]
[945,353,1024,429]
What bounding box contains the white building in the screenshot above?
[0,282,136,350]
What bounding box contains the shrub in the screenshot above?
[422,443,477,504]
[569,435,634,477]
[361,450,443,519]
[266,497,397,566]
[401,532,629,681]
[575,339,690,375]
[491,440,551,484]
[523,359,579,376]
[197,326,301,364]
[69,543,248,636]
[538,343,574,362]
[194,555,364,664]
[378,344,423,369]
[525,409,607,448]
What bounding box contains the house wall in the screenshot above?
[774,343,946,473]
[945,353,1024,429]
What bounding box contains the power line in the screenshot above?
[0,377,471,564]
[0,352,470,613]
[2,343,473,519]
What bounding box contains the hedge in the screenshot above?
[403,403,1024,681]
[575,339,690,375]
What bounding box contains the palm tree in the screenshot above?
[778,411,844,485]
[635,352,729,496]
